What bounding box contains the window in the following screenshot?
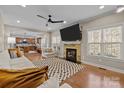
[88,30,102,56]
[52,36,60,46]
[52,36,61,51]
[8,37,16,44]
[41,34,48,47]
[88,26,122,59]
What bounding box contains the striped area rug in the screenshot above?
[32,57,83,83]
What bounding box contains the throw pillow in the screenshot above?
[8,48,22,59]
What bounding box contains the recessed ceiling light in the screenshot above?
[116,6,124,13]
[99,5,104,9]
[21,5,26,7]
[17,20,20,23]
[63,21,67,24]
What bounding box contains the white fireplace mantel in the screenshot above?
[62,41,81,44]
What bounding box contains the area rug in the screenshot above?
[32,57,83,83]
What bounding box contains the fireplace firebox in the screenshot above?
[66,48,77,62]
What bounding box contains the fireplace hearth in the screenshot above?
[66,48,77,62]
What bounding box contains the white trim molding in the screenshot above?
[62,41,81,44]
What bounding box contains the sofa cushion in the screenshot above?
[10,56,35,69]
[0,50,35,69]
[8,48,22,59]
[0,66,48,88]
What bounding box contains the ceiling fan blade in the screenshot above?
[51,20,64,23]
[37,15,48,20]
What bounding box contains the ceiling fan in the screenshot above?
[37,14,66,24]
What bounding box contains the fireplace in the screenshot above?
[66,48,77,62]
[64,44,81,63]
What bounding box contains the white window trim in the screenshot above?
[87,25,122,60]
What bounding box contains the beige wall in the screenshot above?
[82,12,124,30]
[0,13,5,51]
[80,12,124,72]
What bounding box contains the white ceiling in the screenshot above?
[0,5,117,32]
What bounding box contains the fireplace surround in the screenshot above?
[66,48,77,62]
[64,44,81,63]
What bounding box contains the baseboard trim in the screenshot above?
[83,61,124,74]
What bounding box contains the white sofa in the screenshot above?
[0,50,72,88]
[0,50,35,69]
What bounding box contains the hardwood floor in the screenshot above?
[25,53,46,62]
[25,53,124,88]
[61,64,124,88]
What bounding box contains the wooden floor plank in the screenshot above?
[25,53,124,88]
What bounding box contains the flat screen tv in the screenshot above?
[60,24,82,41]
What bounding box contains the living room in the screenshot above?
[0,4,124,89]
